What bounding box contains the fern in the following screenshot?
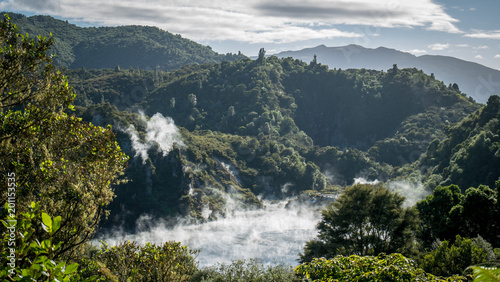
[469,266,500,282]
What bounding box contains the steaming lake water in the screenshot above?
[98,200,320,266]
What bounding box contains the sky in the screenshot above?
[1,0,500,70]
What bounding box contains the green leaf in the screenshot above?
[1,219,16,228]
[21,268,32,276]
[53,216,61,232]
[41,212,52,233]
[30,263,43,272]
[470,266,500,281]
[64,263,79,275]
[56,261,66,271]
[34,255,48,264]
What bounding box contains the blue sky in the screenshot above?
[2,0,499,70]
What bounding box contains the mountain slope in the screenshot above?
[416,95,500,190]
[275,44,500,103]
[5,12,245,70]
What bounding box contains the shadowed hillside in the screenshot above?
[6,13,246,70]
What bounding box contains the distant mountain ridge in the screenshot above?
[5,12,246,70]
[275,44,500,103]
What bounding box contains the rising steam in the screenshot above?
[387,180,430,208]
[126,112,184,163]
[97,193,321,266]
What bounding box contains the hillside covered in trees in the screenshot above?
[64,44,500,281]
[1,13,499,281]
[60,52,490,229]
[275,44,500,104]
[5,13,246,70]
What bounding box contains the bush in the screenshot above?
[0,202,85,281]
[421,235,495,277]
[84,241,198,281]
[295,253,468,281]
[190,259,299,282]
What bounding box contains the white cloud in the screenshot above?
[456,44,469,48]
[404,49,427,55]
[475,55,483,59]
[0,0,463,43]
[494,54,500,59]
[473,45,489,49]
[429,43,450,50]
[465,30,500,40]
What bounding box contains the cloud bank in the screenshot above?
[1,0,461,43]
[465,30,500,40]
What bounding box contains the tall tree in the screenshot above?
[0,14,127,261]
[460,184,499,246]
[257,47,266,64]
[416,185,464,249]
[300,184,419,262]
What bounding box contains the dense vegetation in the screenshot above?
[296,254,468,281]
[5,13,246,70]
[1,13,499,281]
[415,95,500,189]
[60,48,485,227]
[300,185,419,263]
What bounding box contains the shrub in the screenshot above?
[295,253,468,281]
[0,202,85,281]
[191,259,299,282]
[84,241,198,281]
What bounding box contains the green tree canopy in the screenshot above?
[416,185,464,248]
[417,182,500,249]
[300,184,419,262]
[0,14,127,261]
[420,235,496,277]
[84,241,198,281]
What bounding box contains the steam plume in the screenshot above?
[387,180,430,208]
[126,112,184,164]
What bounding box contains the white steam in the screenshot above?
[387,180,430,208]
[281,182,294,194]
[353,177,380,185]
[126,125,150,163]
[126,112,184,164]
[97,197,320,266]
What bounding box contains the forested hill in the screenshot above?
[5,13,246,70]
[275,44,500,103]
[416,95,500,190]
[64,55,489,228]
